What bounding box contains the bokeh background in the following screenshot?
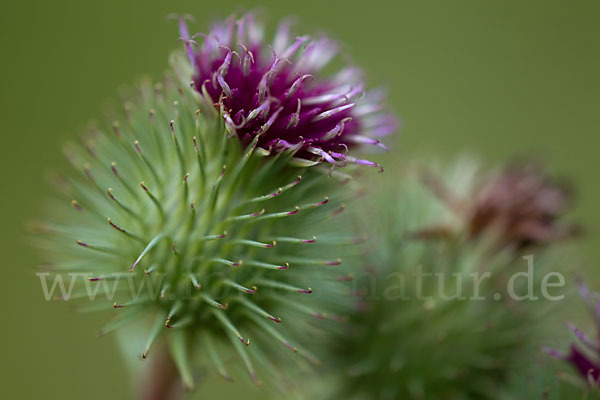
[1,0,599,398]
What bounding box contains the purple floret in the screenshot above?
[179,13,396,170]
[566,345,600,382]
[547,280,600,385]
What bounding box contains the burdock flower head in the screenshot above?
[318,159,576,400]
[178,13,395,170]
[34,12,394,396]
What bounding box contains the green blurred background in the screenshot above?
[1,0,598,398]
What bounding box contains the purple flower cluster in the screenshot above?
[546,281,600,383]
[178,13,396,170]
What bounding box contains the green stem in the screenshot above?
[139,343,182,400]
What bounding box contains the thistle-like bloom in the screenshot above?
[315,159,575,400]
[179,13,395,170]
[35,12,393,395]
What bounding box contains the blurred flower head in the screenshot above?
[317,159,576,400]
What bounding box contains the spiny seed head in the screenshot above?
[467,163,577,248]
[416,161,577,250]
[179,12,396,170]
[35,13,394,389]
[319,158,576,400]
